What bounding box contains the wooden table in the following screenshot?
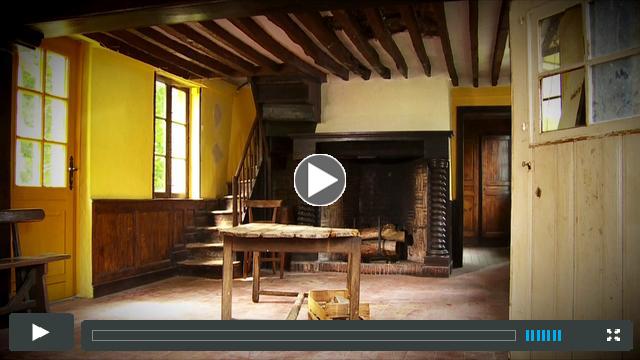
[220,223,361,320]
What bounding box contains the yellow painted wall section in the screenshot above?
[318,75,452,132]
[227,86,256,182]
[200,79,235,198]
[450,86,511,198]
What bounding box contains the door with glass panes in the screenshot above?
[11,38,79,300]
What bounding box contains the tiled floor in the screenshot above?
[1,247,510,359]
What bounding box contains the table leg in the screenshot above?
[346,252,352,296]
[348,237,361,320]
[252,251,261,303]
[221,237,233,320]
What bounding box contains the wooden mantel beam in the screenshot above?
[432,1,458,86]
[398,5,431,77]
[229,17,327,81]
[491,0,510,86]
[331,10,391,79]
[266,13,349,80]
[469,0,478,87]
[294,12,371,80]
[363,8,408,79]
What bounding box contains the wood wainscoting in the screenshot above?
[92,199,214,297]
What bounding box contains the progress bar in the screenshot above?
[81,320,633,351]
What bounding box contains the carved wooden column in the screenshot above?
[424,158,451,277]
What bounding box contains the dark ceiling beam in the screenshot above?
[491,0,510,86]
[21,0,437,38]
[398,5,431,76]
[196,21,280,72]
[294,12,371,80]
[160,23,257,74]
[363,8,408,79]
[331,10,390,79]
[134,27,242,77]
[229,17,327,81]
[107,30,215,78]
[469,0,478,87]
[432,1,458,86]
[84,33,194,79]
[266,13,349,80]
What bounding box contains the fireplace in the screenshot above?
[271,131,453,277]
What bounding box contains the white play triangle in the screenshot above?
[32,323,49,341]
[307,162,338,198]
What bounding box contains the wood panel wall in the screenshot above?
[92,199,211,296]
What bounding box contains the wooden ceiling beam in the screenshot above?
[398,5,431,77]
[491,0,510,86]
[331,10,390,79]
[162,23,258,74]
[294,12,371,80]
[469,0,478,87]
[267,13,349,80]
[432,1,458,86]
[197,21,280,72]
[107,30,215,78]
[84,32,194,79]
[364,8,408,79]
[229,17,327,81]
[134,27,242,77]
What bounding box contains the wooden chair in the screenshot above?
[0,209,70,315]
[242,200,285,279]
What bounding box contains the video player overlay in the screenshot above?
[77,320,632,352]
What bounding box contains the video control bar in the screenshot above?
[81,320,633,352]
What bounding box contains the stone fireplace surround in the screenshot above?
[275,131,453,277]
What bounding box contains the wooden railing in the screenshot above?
[232,83,268,226]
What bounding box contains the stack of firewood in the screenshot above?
[359,224,407,259]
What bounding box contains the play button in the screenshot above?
[294,154,346,206]
[32,323,49,341]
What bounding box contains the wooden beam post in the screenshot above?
[432,1,458,86]
[491,0,510,86]
[398,5,431,77]
[294,12,371,80]
[229,17,327,81]
[267,13,349,80]
[364,8,408,79]
[331,10,391,79]
[469,0,479,87]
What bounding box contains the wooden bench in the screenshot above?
[0,209,70,315]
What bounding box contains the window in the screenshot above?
[15,45,70,188]
[535,0,640,133]
[154,77,189,198]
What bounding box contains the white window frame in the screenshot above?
[528,0,640,145]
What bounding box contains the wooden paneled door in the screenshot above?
[10,38,80,301]
[480,135,511,240]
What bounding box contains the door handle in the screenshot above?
[68,156,79,190]
[521,161,532,171]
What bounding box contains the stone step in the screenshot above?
[185,242,223,250]
[184,226,222,243]
[177,258,241,278]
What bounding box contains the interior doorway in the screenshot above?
[455,106,511,269]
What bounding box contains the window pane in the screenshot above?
[171,88,187,124]
[171,158,186,194]
[154,156,166,193]
[15,139,41,187]
[171,123,186,159]
[44,97,67,143]
[155,81,167,118]
[589,0,640,58]
[45,51,68,98]
[17,90,43,140]
[592,54,640,123]
[155,118,166,155]
[17,46,42,91]
[540,68,586,132]
[43,143,66,187]
[539,4,584,71]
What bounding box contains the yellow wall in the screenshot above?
[227,86,256,181]
[318,75,452,132]
[450,86,511,198]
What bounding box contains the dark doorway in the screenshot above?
[454,106,511,268]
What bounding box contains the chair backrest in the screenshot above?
[0,208,45,257]
[245,200,283,223]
